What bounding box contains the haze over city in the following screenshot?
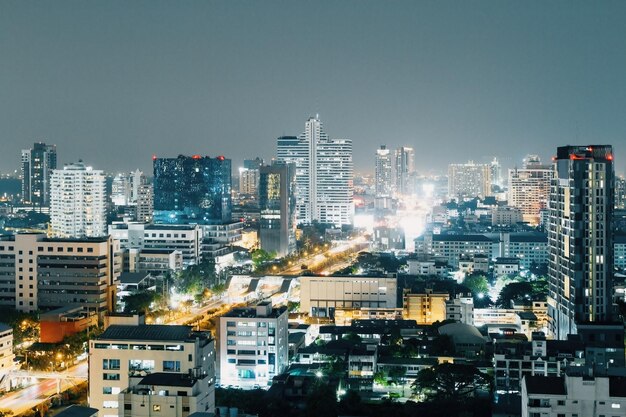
[2,0,625,174]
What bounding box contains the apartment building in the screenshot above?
[403,289,449,325]
[89,324,215,417]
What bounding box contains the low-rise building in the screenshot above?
[127,248,183,275]
[406,258,449,277]
[334,307,403,326]
[446,294,474,325]
[494,257,520,276]
[521,375,626,417]
[299,275,397,318]
[40,305,97,343]
[89,324,215,417]
[218,302,288,388]
[492,206,523,226]
[415,233,495,268]
[0,323,15,390]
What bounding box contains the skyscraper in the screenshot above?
[490,157,502,188]
[395,146,415,195]
[239,157,264,196]
[259,162,296,257]
[375,145,393,198]
[448,161,491,200]
[547,145,615,340]
[153,155,232,224]
[50,162,107,238]
[276,116,354,226]
[616,175,626,209]
[21,142,57,206]
[508,155,553,224]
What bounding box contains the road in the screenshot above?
[0,361,87,416]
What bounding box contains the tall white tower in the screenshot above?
[50,162,106,238]
[375,145,393,197]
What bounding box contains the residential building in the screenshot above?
[333,307,403,326]
[89,324,215,417]
[403,289,449,325]
[0,323,15,388]
[135,181,153,223]
[616,234,626,270]
[299,275,398,317]
[153,155,232,225]
[39,305,97,343]
[508,156,553,225]
[126,248,183,275]
[415,233,495,268]
[239,157,263,196]
[615,175,625,209]
[395,146,415,195]
[492,206,523,226]
[406,258,449,277]
[446,294,474,325]
[218,302,288,388]
[50,162,107,238]
[521,375,626,417]
[375,145,393,198]
[448,161,491,200]
[21,142,57,206]
[494,257,520,276]
[501,232,549,269]
[259,162,296,257]
[276,116,354,226]
[490,157,502,188]
[547,145,615,340]
[0,233,121,314]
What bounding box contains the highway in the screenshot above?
[0,361,87,416]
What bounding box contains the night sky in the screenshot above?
[1,0,625,175]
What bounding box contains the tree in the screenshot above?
[122,291,159,314]
[411,363,492,402]
[251,249,276,269]
[462,275,489,297]
[305,380,338,417]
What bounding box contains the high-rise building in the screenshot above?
[616,175,626,209]
[218,302,288,388]
[50,162,107,238]
[238,157,264,196]
[259,162,296,257]
[395,146,415,195]
[547,145,615,340]
[490,157,502,188]
[447,161,491,200]
[135,181,153,223]
[375,145,393,197]
[111,169,146,207]
[508,155,553,224]
[153,155,232,225]
[21,142,57,206]
[276,116,353,226]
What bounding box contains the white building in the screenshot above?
[375,145,393,198]
[522,374,626,417]
[395,146,415,196]
[448,161,491,200]
[218,302,288,388]
[50,162,106,238]
[277,116,354,226]
[492,206,523,226]
[111,169,147,207]
[445,294,474,325]
[299,275,397,317]
[89,324,215,417]
[0,323,15,391]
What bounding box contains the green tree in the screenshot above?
[462,275,489,297]
[122,291,158,314]
[411,363,492,402]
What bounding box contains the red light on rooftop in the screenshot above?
[192,154,202,160]
[217,155,225,161]
[551,156,557,161]
[152,155,157,161]
[607,154,613,161]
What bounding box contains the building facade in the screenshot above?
[89,324,215,417]
[153,155,232,224]
[395,146,415,196]
[508,155,553,225]
[50,162,107,238]
[448,161,491,200]
[375,145,393,198]
[547,145,615,340]
[259,162,296,257]
[21,142,57,206]
[0,234,121,314]
[218,302,288,388]
[403,289,449,324]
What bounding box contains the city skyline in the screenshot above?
[2,1,626,175]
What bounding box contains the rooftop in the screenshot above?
[53,405,98,417]
[524,375,566,395]
[138,372,198,388]
[221,305,287,319]
[98,325,201,342]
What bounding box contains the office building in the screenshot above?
[299,275,397,317]
[375,145,393,198]
[403,289,449,325]
[135,182,153,223]
[153,155,232,224]
[239,157,263,196]
[21,142,57,206]
[0,233,121,314]
[395,146,415,195]
[448,161,491,200]
[109,223,202,267]
[616,175,626,209]
[490,157,502,188]
[276,116,354,226]
[89,324,216,417]
[547,145,615,340]
[259,162,296,257]
[218,302,288,388]
[509,155,553,224]
[50,162,106,238]
[521,375,626,417]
